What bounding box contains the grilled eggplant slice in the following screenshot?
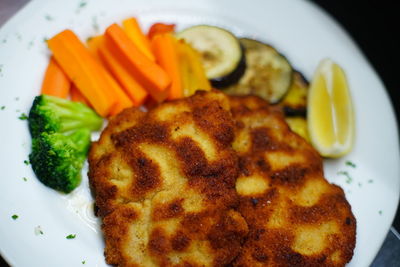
[280,71,309,116]
[177,25,245,88]
[224,38,293,103]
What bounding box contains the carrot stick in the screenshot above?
[148,23,175,40]
[86,35,135,115]
[151,33,182,100]
[47,30,120,117]
[41,57,71,98]
[94,37,148,106]
[105,24,170,103]
[70,83,90,106]
[122,18,155,61]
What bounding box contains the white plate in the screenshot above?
[0,0,399,266]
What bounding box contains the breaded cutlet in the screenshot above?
[88,91,248,267]
[229,95,356,267]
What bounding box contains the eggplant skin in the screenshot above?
[280,71,309,117]
[211,45,246,88]
[223,38,293,104]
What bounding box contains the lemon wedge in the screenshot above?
[307,59,355,157]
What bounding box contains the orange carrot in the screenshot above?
[48,30,132,117]
[148,23,175,40]
[70,83,90,106]
[93,37,148,106]
[86,35,135,115]
[176,40,211,96]
[151,33,182,100]
[105,24,170,103]
[41,57,71,98]
[122,18,155,61]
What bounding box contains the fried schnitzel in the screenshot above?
[88,91,248,266]
[229,95,356,267]
[89,90,355,267]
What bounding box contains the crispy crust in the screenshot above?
[89,91,248,267]
[229,95,356,267]
[89,91,356,267]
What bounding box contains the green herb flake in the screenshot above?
[23,177,28,181]
[368,179,374,183]
[357,182,362,187]
[345,160,356,168]
[379,210,383,215]
[82,260,86,264]
[0,64,3,76]
[19,113,28,120]
[1,106,5,110]
[43,37,49,43]
[24,160,30,165]
[337,170,353,184]
[15,97,20,101]
[34,226,44,235]
[11,214,18,220]
[1,39,6,44]
[44,14,54,21]
[80,1,87,8]
[66,234,76,239]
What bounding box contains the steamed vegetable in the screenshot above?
[176,39,211,96]
[177,25,245,88]
[28,95,102,138]
[88,36,148,106]
[122,17,155,61]
[47,30,132,117]
[151,33,182,100]
[148,23,175,40]
[224,38,293,103]
[29,129,91,193]
[41,57,71,98]
[28,95,103,193]
[105,23,171,103]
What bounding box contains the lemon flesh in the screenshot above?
[307,59,355,157]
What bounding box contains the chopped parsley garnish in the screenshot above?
[337,170,352,184]
[12,214,18,220]
[79,1,87,8]
[19,113,28,120]
[66,234,76,239]
[24,160,30,165]
[1,39,6,44]
[15,97,19,101]
[1,106,5,110]
[0,64,3,76]
[82,260,86,264]
[43,37,49,43]
[345,160,356,168]
[35,226,44,235]
[44,14,54,21]
[23,177,27,181]
[379,210,383,215]
[368,179,374,183]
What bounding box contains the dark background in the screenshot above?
[0,0,399,266]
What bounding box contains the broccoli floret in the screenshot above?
[28,94,103,193]
[28,94,103,138]
[29,129,91,193]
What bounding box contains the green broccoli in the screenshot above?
[28,95,103,138]
[28,95,103,193]
[29,129,91,193]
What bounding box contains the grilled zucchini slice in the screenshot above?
[177,25,245,88]
[280,71,309,116]
[224,38,293,103]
